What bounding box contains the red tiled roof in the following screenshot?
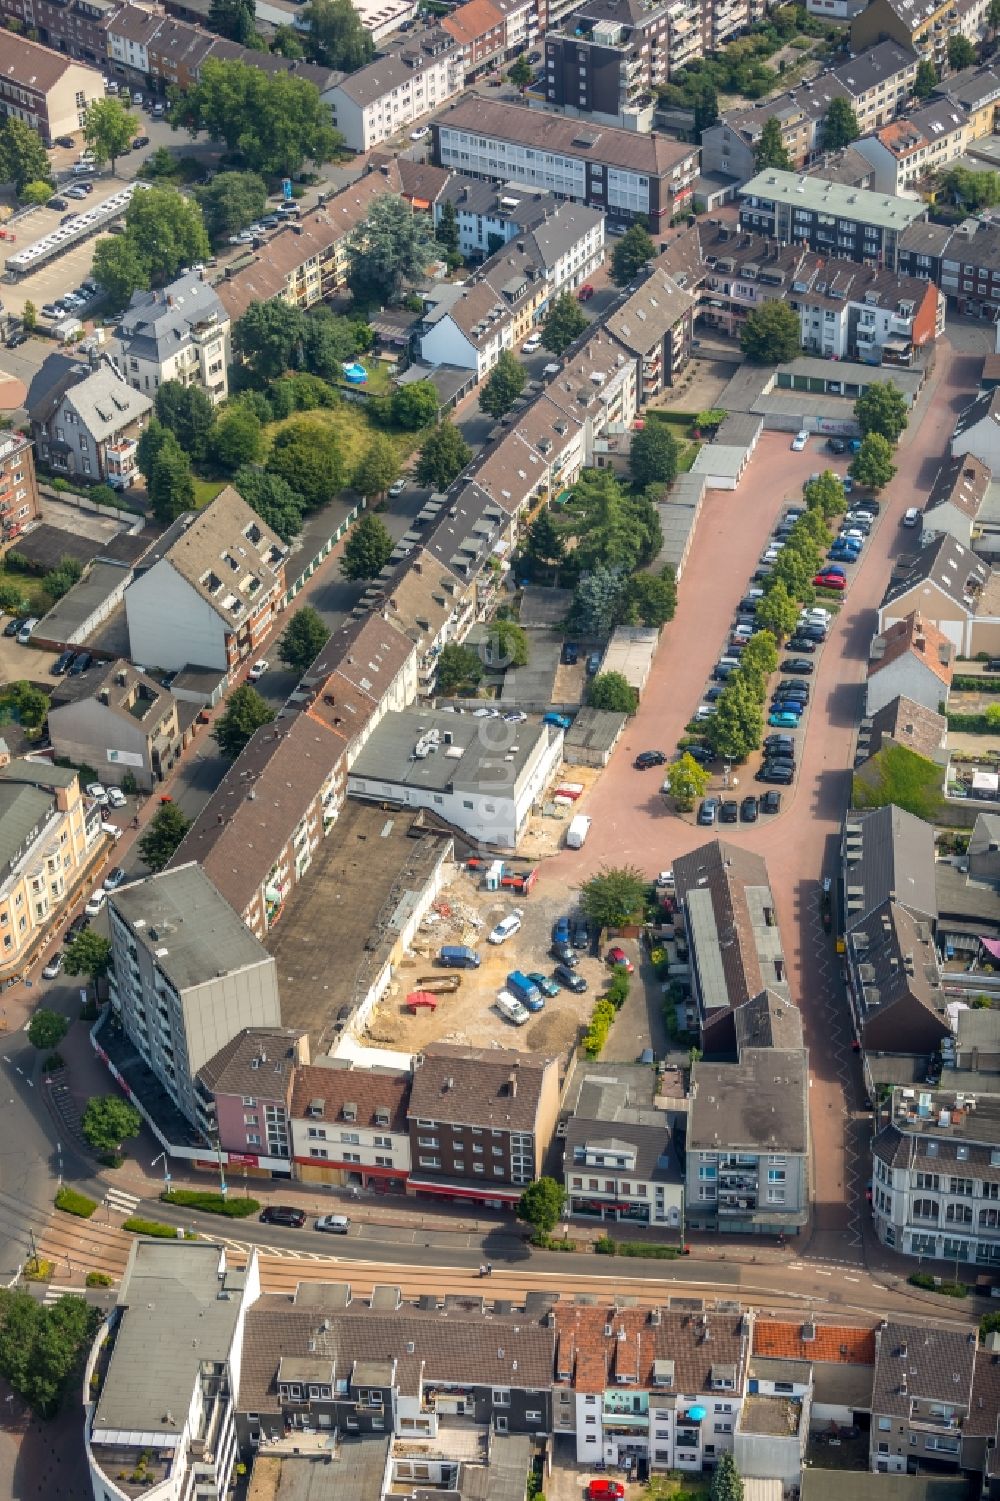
[442,0,504,44]
[753,1321,876,1364]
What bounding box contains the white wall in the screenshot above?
[420,317,481,373]
[125,561,228,672]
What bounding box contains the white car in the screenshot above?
[496,990,530,1025]
[523,334,542,353]
[695,704,717,720]
[791,431,809,451]
[488,910,524,945]
[86,781,109,805]
[388,479,406,497]
[657,869,675,889]
[248,660,268,682]
[800,607,831,624]
[410,125,430,141]
[106,786,127,809]
[42,954,63,980]
[902,507,920,527]
[472,707,500,718]
[84,888,107,917]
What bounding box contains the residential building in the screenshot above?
[27,359,153,488]
[351,549,466,699]
[853,97,969,195]
[0,32,104,143]
[347,705,563,848]
[879,534,990,655]
[0,758,96,984]
[935,62,1000,138]
[553,1302,751,1472]
[953,387,1000,468]
[326,30,463,152]
[85,1241,261,1501]
[606,262,697,397]
[433,97,700,228]
[671,840,791,1051]
[495,0,540,59]
[350,0,420,43]
[739,169,927,269]
[856,694,949,771]
[196,1027,308,1175]
[441,0,507,78]
[898,217,1000,320]
[419,279,520,377]
[0,0,118,67]
[0,430,40,546]
[542,0,673,129]
[433,176,564,260]
[405,1044,560,1208]
[107,862,282,1129]
[562,1063,684,1230]
[48,659,182,792]
[289,1062,412,1191]
[866,611,954,717]
[868,1319,977,1468]
[124,486,288,677]
[108,272,230,405]
[921,452,992,547]
[851,0,968,73]
[751,1320,878,1444]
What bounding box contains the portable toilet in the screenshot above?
[485,860,505,891]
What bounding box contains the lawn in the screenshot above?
[645,411,702,475]
[645,1474,712,1501]
[0,562,53,617]
[331,359,395,397]
[852,742,943,821]
[263,400,423,476]
[191,478,226,509]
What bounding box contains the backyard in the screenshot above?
[643,411,703,474]
[262,394,426,474]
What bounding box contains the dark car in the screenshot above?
[782,658,815,675]
[720,799,738,824]
[704,685,723,703]
[550,942,577,966]
[634,750,666,770]
[54,135,75,148]
[561,641,579,665]
[260,1205,306,1227]
[586,652,601,676]
[761,789,782,814]
[697,797,718,826]
[4,617,24,637]
[796,624,828,641]
[764,735,796,754]
[5,330,28,349]
[756,763,795,785]
[741,795,759,822]
[772,689,808,707]
[738,597,759,614]
[51,650,74,676]
[132,135,150,149]
[66,913,89,940]
[684,743,714,766]
[776,680,810,697]
[61,212,78,225]
[826,436,848,454]
[553,963,587,993]
[47,196,68,210]
[552,915,571,945]
[571,913,591,949]
[712,663,734,682]
[68,651,93,675]
[787,636,817,653]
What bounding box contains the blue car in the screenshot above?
[821,563,846,578]
[828,544,860,562]
[543,712,572,729]
[769,710,803,728]
[552,915,571,946]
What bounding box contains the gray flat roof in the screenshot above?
[691,444,747,480]
[778,356,922,399]
[351,707,553,797]
[35,560,131,643]
[250,1439,391,1501]
[688,1048,809,1153]
[741,170,927,230]
[564,706,627,755]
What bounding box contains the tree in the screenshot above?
[482,618,529,669]
[303,0,374,70]
[26,1009,69,1051]
[541,291,587,355]
[136,417,170,485]
[947,34,976,70]
[81,1096,142,1159]
[693,82,719,139]
[208,0,258,44]
[83,97,136,173]
[233,300,306,381]
[267,417,344,508]
[0,1288,99,1416]
[850,432,896,491]
[208,406,263,472]
[232,467,305,542]
[706,676,764,761]
[147,431,195,523]
[666,752,711,811]
[213,684,275,759]
[416,420,471,490]
[625,567,676,627]
[62,930,113,983]
[126,185,210,285]
[914,58,938,97]
[391,381,439,430]
[278,605,329,673]
[588,672,638,713]
[353,435,399,498]
[4,679,49,729]
[938,165,1000,210]
[155,382,216,462]
[437,642,483,694]
[991,0,1000,34]
[194,169,268,242]
[21,300,36,333]
[711,1453,744,1501]
[273,24,307,57]
[479,350,527,419]
[138,802,192,872]
[340,512,393,581]
[19,181,52,208]
[580,864,646,930]
[0,119,51,195]
[562,470,660,573]
[823,96,860,150]
[435,198,462,269]
[803,468,845,520]
[177,60,341,177]
[302,307,364,379]
[611,222,655,286]
[754,116,791,170]
[755,580,799,638]
[347,193,434,306]
[523,509,566,583]
[736,629,778,687]
[92,233,149,307]
[854,380,908,444]
[629,423,679,489]
[508,53,533,89]
[569,566,628,637]
[741,301,800,364]
[517,1177,565,1237]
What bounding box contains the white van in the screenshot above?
[101,821,123,842]
[496,991,529,1026]
[902,507,921,528]
[16,617,38,644]
[84,887,107,917]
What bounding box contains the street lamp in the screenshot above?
[212,1136,227,1198]
[151,1151,172,1192]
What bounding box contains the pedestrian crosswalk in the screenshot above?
[103,1188,140,1216]
[41,1283,78,1306]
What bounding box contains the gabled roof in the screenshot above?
[114,272,228,362]
[0,29,99,90]
[441,0,505,46]
[880,533,990,615]
[841,804,937,928]
[139,485,286,625]
[62,362,152,440]
[754,1320,876,1365]
[26,354,91,427]
[866,694,947,763]
[734,990,803,1053]
[408,1044,555,1132]
[198,1027,305,1100]
[607,265,695,355]
[872,1321,976,1418]
[290,1063,410,1132]
[553,1304,748,1397]
[868,611,953,689]
[847,898,948,1045]
[924,452,991,521]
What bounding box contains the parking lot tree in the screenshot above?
[794,506,832,546]
[416,419,471,490]
[580,864,646,931]
[353,435,399,498]
[666,752,710,811]
[913,57,938,97]
[347,193,434,306]
[479,350,527,418]
[147,431,195,523]
[0,120,51,194]
[208,0,259,45]
[803,467,845,519]
[92,233,150,308]
[823,96,859,150]
[854,379,908,444]
[138,802,192,873]
[21,301,36,333]
[541,291,587,356]
[233,300,306,381]
[569,565,628,637]
[706,676,764,761]
[588,671,638,714]
[62,930,113,983]
[213,685,275,760]
[177,60,342,177]
[754,580,799,640]
[278,605,329,674]
[611,222,655,285]
[26,1009,69,1052]
[736,628,778,686]
[194,169,268,242]
[128,186,211,286]
[780,527,822,574]
[340,511,393,580]
[232,466,305,543]
[391,380,439,430]
[769,546,816,603]
[625,566,677,628]
[483,618,529,669]
[711,1452,744,1501]
[208,405,263,472]
[850,431,896,491]
[948,33,976,70]
[754,115,791,170]
[436,642,484,695]
[740,300,800,364]
[629,422,679,490]
[303,0,374,70]
[81,1096,142,1159]
[523,508,567,584]
[83,97,136,173]
[517,1177,565,1237]
[267,417,345,508]
[155,381,216,463]
[508,53,533,89]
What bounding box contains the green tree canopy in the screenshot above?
[754,116,791,170]
[302,307,366,379]
[347,193,434,306]
[541,291,587,355]
[580,864,646,930]
[233,300,307,380]
[194,169,268,241]
[340,512,394,581]
[27,1009,69,1051]
[391,381,439,430]
[208,0,259,44]
[561,470,661,574]
[0,1288,99,1415]
[629,423,680,489]
[850,432,896,491]
[436,642,483,695]
[267,417,344,508]
[517,1177,566,1236]
[278,605,329,673]
[706,675,764,761]
[232,467,305,542]
[740,301,801,363]
[611,222,655,286]
[711,1452,744,1501]
[213,684,276,759]
[754,579,800,638]
[155,381,216,462]
[62,930,113,982]
[947,34,976,70]
[479,350,527,419]
[208,406,264,472]
[803,468,845,519]
[482,619,529,669]
[624,567,676,628]
[823,96,860,150]
[83,97,136,172]
[508,53,533,89]
[735,628,778,686]
[147,430,195,524]
[588,671,638,713]
[0,118,53,194]
[854,379,909,443]
[353,435,399,498]
[522,509,566,584]
[434,198,462,269]
[138,802,192,872]
[81,1096,142,1158]
[303,0,374,70]
[913,58,938,97]
[91,234,150,308]
[666,752,711,810]
[125,185,211,286]
[416,420,471,490]
[176,59,341,176]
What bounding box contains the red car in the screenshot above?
[577,284,595,301]
[606,946,634,973]
[813,572,846,590]
[587,1483,625,1501]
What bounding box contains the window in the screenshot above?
[419,1156,440,1168]
[493,1389,510,1406]
[340,1132,360,1145]
[242,1096,256,1107]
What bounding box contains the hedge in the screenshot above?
[123,1217,198,1239]
[55,1185,97,1219]
[953,675,1000,693]
[595,1236,681,1259]
[946,711,997,734]
[86,1270,114,1288]
[908,1271,967,1298]
[161,1189,260,1218]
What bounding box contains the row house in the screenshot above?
[853,96,969,195]
[866,611,954,717]
[607,263,697,399]
[48,658,182,792]
[196,1027,308,1177]
[419,279,521,379]
[27,357,152,490]
[0,31,104,142]
[879,532,994,657]
[921,452,993,551]
[562,1065,684,1229]
[935,61,1000,138]
[0,0,121,67]
[870,1319,977,1470]
[352,550,467,699]
[441,0,508,78]
[738,169,927,271]
[495,0,540,59]
[326,29,463,153]
[290,1063,412,1192]
[433,177,567,261]
[124,485,288,678]
[898,217,1000,321]
[418,481,521,628]
[0,431,40,547]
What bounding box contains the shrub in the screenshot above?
[595,1235,617,1255]
[55,1186,97,1219]
[908,1271,967,1297]
[160,1189,259,1218]
[583,998,617,1057]
[617,1241,681,1259]
[42,1052,64,1073]
[22,1257,53,1283]
[123,1217,198,1239]
[86,1271,114,1288]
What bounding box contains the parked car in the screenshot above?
[66,914,89,940]
[84,888,107,917]
[586,652,601,676]
[577,283,595,301]
[587,1482,625,1501]
[42,954,64,980]
[103,867,126,891]
[561,642,579,665]
[571,913,591,948]
[764,734,796,755]
[527,971,560,998]
[769,710,803,728]
[68,651,92,675]
[550,942,577,966]
[488,910,523,944]
[522,333,542,353]
[903,506,921,528]
[542,712,572,729]
[51,650,74,675]
[503,710,527,724]
[741,795,759,822]
[388,479,406,497]
[496,991,530,1026]
[86,781,109,804]
[41,302,65,320]
[826,435,847,454]
[782,658,815,675]
[553,963,587,993]
[315,1214,350,1233]
[5,330,28,349]
[634,749,666,769]
[260,1205,306,1227]
[813,572,846,591]
[684,743,714,766]
[606,946,634,973]
[761,790,782,813]
[106,786,127,809]
[757,761,795,784]
[409,125,430,141]
[551,915,571,945]
[720,799,738,824]
[787,636,817,654]
[791,430,809,451]
[132,135,150,149]
[698,797,718,825]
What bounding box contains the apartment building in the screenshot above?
[869,1320,977,1469]
[0,431,40,546]
[441,0,507,77]
[124,486,288,677]
[896,216,1000,319]
[196,1027,308,1173]
[0,0,118,66]
[434,177,561,259]
[542,0,673,128]
[27,359,152,489]
[851,0,967,73]
[107,863,282,1129]
[853,96,969,195]
[433,97,700,228]
[351,549,467,699]
[326,30,463,152]
[108,272,230,405]
[0,758,95,984]
[289,1063,412,1191]
[48,659,182,792]
[606,262,697,396]
[739,169,927,270]
[562,1063,684,1230]
[405,1044,560,1208]
[420,279,520,377]
[935,62,1000,138]
[0,32,104,143]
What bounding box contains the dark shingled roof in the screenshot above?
[872,1321,976,1419]
[409,1045,556,1133]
